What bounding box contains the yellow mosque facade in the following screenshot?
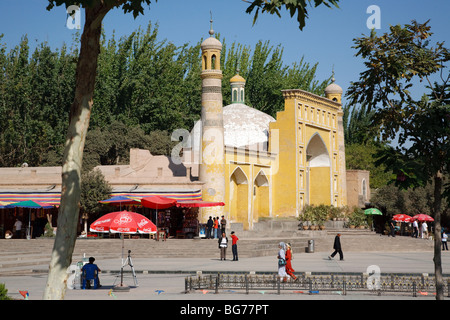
[189,29,347,230]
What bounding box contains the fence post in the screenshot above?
[215,273,219,294]
[343,279,347,295]
[277,276,281,295]
[245,275,249,294]
[308,278,312,294]
[448,279,450,298]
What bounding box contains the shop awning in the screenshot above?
[141,196,177,209]
[0,189,202,207]
[176,200,225,208]
[111,190,202,201]
[0,191,61,206]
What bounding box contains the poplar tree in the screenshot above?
[347,20,450,300]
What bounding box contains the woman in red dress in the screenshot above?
[285,243,297,281]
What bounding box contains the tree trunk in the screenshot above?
[43,4,109,300]
[433,171,444,300]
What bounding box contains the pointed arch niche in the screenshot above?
[306,133,331,205]
[253,170,270,219]
[230,167,250,229]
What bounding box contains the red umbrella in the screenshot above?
[90,211,156,234]
[90,211,156,291]
[141,195,177,209]
[412,214,434,222]
[392,214,412,222]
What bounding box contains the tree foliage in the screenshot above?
[244,0,340,30]
[80,168,112,219]
[347,19,450,300]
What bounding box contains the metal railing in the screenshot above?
[185,272,450,297]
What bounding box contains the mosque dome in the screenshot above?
[325,82,343,95]
[223,103,275,150]
[201,36,222,50]
[324,73,343,95]
[190,104,275,152]
[230,74,246,83]
[201,21,222,50]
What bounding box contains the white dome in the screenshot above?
[189,104,275,153]
[223,104,275,150]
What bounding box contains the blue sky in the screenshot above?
[1,0,449,105]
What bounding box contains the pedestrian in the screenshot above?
[412,219,419,238]
[285,243,297,281]
[277,242,288,282]
[442,229,448,251]
[388,218,396,237]
[206,216,213,239]
[14,219,22,239]
[422,221,428,239]
[231,231,239,261]
[218,232,228,260]
[220,215,227,234]
[328,233,344,261]
[214,217,219,239]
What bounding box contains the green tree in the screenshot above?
[80,169,112,225]
[347,20,450,300]
[345,143,393,189]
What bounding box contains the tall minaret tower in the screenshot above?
[325,70,347,207]
[198,18,225,223]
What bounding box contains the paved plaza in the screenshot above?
[1,249,449,301]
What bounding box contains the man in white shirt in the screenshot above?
[422,222,428,239]
[442,230,448,250]
[412,220,419,238]
[14,219,22,239]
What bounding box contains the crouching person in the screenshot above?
[82,257,102,289]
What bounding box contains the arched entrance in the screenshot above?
[253,170,270,220]
[306,133,331,205]
[230,167,250,229]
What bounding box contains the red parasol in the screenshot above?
[176,200,225,208]
[90,211,156,291]
[90,211,156,234]
[412,214,434,222]
[141,195,177,209]
[392,214,412,222]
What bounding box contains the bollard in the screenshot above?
[307,239,314,253]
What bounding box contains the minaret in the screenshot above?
[324,70,343,103]
[325,71,347,207]
[230,70,246,104]
[198,18,225,223]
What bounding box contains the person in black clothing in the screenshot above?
[206,216,213,239]
[328,233,344,261]
[388,218,396,237]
